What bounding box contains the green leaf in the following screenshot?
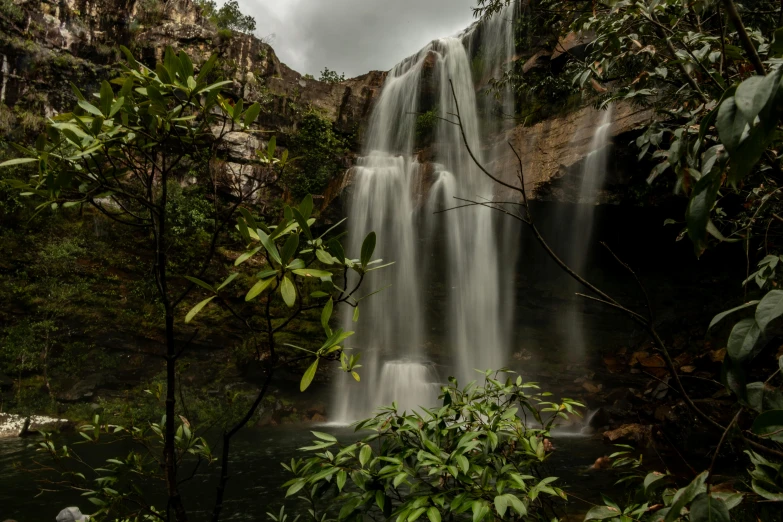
[243,102,261,127]
[316,249,335,265]
[280,233,299,265]
[246,277,275,301]
[99,80,114,117]
[292,268,332,278]
[78,100,105,118]
[281,274,296,307]
[735,74,778,123]
[755,289,783,332]
[300,194,314,219]
[644,472,669,495]
[216,273,239,291]
[471,501,490,522]
[285,479,305,498]
[185,296,216,324]
[353,306,360,323]
[239,208,259,233]
[360,231,376,267]
[664,471,708,522]
[336,469,347,491]
[321,299,333,332]
[267,136,276,160]
[312,431,337,442]
[359,444,372,467]
[291,207,313,241]
[0,157,38,167]
[727,318,761,362]
[328,239,345,263]
[716,96,748,152]
[235,246,262,266]
[259,230,282,266]
[689,494,730,522]
[300,358,318,392]
[709,301,760,330]
[197,54,218,83]
[751,410,783,442]
[184,276,215,292]
[426,507,441,522]
[686,170,722,256]
[584,506,621,520]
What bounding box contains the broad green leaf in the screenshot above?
[185,296,216,324]
[584,506,621,520]
[285,479,305,498]
[644,472,669,495]
[291,207,312,240]
[281,274,296,307]
[359,444,372,467]
[312,431,337,442]
[316,249,335,265]
[321,298,333,332]
[184,276,215,292]
[360,231,376,267]
[280,233,299,265]
[471,501,490,522]
[78,100,105,117]
[426,507,441,522]
[99,80,114,116]
[408,508,427,522]
[243,102,261,127]
[716,97,748,152]
[196,53,218,83]
[727,318,761,362]
[689,494,730,522]
[353,306,360,322]
[246,277,275,301]
[216,273,238,291]
[665,471,708,522]
[755,289,783,332]
[336,469,347,491]
[300,194,314,219]
[751,410,783,442]
[709,301,759,330]
[0,157,38,167]
[300,358,318,391]
[686,170,722,256]
[267,136,276,160]
[292,268,332,278]
[735,75,777,123]
[235,246,262,266]
[259,230,282,266]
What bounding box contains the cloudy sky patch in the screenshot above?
[235,0,479,77]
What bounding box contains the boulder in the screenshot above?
[603,423,653,445]
[57,374,106,402]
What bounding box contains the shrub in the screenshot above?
[319,67,345,84]
[277,370,583,521]
[285,112,347,199]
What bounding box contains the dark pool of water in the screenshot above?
[0,425,622,521]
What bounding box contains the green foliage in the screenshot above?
[285,111,348,199]
[196,0,256,34]
[319,67,345,84]
[183,194,389,390]
[275,371,582,521]
[415,108,438,147]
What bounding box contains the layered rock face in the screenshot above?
[0,0,385,160]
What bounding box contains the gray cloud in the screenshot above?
[236,0,478,77]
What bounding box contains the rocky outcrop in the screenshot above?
[487,102,654,203]
[0,0,384,140]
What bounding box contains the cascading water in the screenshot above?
[331,3,518,422]
[561,106,614,358]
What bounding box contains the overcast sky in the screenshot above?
[235,0,479,78]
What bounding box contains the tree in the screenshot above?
[319,67,346,84]
[196,0,257,34]
[1,45,274,521]
[3,44,390,521]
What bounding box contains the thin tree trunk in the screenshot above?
[721,0,766,76]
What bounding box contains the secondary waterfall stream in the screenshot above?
[331,3,518,422]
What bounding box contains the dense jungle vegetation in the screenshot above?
[2,0,783,521]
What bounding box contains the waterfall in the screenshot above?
[561,106,614,359]
[331,4,518,422]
